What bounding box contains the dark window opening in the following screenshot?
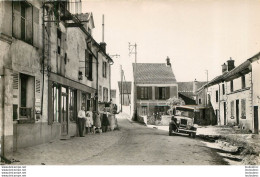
[222,83,225,95]
[159,87,166,100]
[57,29,61,55]
[216,90,218,102]
[230,81,234,92]
[103,61,107,78]
[241,75,246,89]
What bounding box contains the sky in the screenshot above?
[81,0,260,90]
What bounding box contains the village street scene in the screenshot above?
[0,0,260,168]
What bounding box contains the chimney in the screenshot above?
[221,63,228,73]
[100,42,106,53]
[166,56,171,67]
[227,57,235,71]
[193,78,198,94]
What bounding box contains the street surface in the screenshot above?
[12,116,227,165]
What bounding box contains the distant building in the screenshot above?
[178,80,207,105]
[196,54,260,133]
[132,57,178,122]
[118,81,131,106]
[110,89,116,104]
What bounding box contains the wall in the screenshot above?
[252,61,260,132]
[226,72,253,130]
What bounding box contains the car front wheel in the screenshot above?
[169,125,173,136]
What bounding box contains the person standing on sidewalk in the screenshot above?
[78,106,86,137]
[86,108,94,133]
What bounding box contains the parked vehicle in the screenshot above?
[168,106,197,138]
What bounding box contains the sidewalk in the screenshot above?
[10,128,123,165]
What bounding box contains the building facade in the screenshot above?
[132,57,178,123]
[196,54,260,133]
[0,0,113,159]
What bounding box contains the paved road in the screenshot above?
[75,118,227,165]
[12,116,227,165]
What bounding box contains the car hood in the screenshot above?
[174,115,193,120]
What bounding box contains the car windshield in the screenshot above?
[175,108,194,118]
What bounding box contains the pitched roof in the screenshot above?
[222,60,251,81]
[118,81,132,94]
[178,82,193,92]
[133,63,176,84]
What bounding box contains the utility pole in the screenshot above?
[129,42,137,120]
[120,65,123,112]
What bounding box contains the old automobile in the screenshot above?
[168,106,197,138]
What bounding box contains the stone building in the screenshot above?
[196,54,260,133]
[132,57,178,122]
[0,0,113,159]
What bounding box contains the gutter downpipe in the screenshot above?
[41,3,45,116]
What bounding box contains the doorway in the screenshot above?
[61,87,68,136]
[254,106,259,134]
[224,102,227,125]
[236,99,239,125]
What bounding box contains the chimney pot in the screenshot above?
[166,56,171,67]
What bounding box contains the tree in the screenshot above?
[166,96,185,108]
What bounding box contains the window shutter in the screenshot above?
[33,6,39,47]
[12,1,21,38]
[85,49,89,77]
[61,32,66,56]
[48,81,53,125]
[155,87,159,99]
[26,5,33,44]
[148,87,152,99]
[170,86,177,98]
[89,54,93,79]
[13,72,19,120]
[137,86,141,99]
[166,87,170,99]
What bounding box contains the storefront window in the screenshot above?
[69,89,76,122]
[52,84,60,123]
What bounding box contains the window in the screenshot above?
[222,84,225,95]
[241,99,246,119]
[12,1,33,44]
[141,106,147,115]
[57,29,61,55]
[198,98,202,104]
[103,87,108,102]
[155,87,170,100]
[102,61,107,78]
[85,50,93,80]
[141,87,149,99]
[230,81,234,92]
[19,73,35,120]
[241,75,246,89]
[216,90,218,102]
[159,87,166,99]
[231,101,234,119]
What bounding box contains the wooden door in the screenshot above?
[224,102,227,125]
[61,87,68,136]
[254,106,259,134]
[236,100,239,125]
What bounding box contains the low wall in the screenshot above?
[13,121,77,151]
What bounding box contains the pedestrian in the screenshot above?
[102,108,109,132]
[94,111,102,134]
[86,108,94,134]
[78,106,86,137]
